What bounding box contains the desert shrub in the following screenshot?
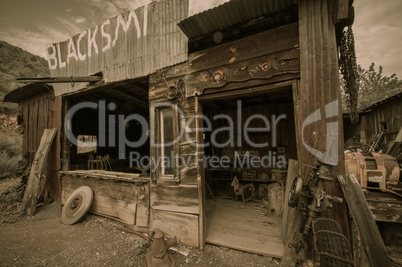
[0,134,22,177]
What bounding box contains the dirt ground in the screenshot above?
[0,177,281,267]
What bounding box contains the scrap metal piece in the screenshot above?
[62,186,93,225]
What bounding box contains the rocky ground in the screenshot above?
[0,177,281,267]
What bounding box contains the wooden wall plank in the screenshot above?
[61,174,149,226]
[150,209,199,247]
[28,101,35,153]
[195,97,206,249]
[155,22,299,80]
[61,99,70,172]
[32,100,39,152]
[20,101,29,156]
[150,185,199,214]
[185,48,300,96]
[336,0,350,22]
[62,175,139,202]
[281,159,298,242]
[149,22,299,103]
[63,189,138,225]
[48,95,62,199]
[37,100,45,148]
[90,195,137,225]
[136,183,150,227]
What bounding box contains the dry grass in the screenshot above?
[0,134,22,178]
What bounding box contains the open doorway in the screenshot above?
[200,85,297,257]
[66,78,150,175]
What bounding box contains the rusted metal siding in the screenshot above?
[179,0,297,39]
[48,0,188,96]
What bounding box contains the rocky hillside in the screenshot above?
[0,40,49,111]
[0,40,49,178]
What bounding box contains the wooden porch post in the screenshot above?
[297,0,349,236]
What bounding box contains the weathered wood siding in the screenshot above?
[361,96,402,145]
[150,22,300,101]
[149,22,300,185]
[20,91,54,155]
[297,0,348,236]
[150,184,199,214]
[19,92,62,199]
[150,209,199,247]
[61,171,150,227]
[148,22,300,248]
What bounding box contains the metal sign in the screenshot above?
[46,0,189,96]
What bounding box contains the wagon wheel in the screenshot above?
[62,186,93,225]
[288,177,303,208]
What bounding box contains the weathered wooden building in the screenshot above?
[5,0,361,261]
[344,91,402,152]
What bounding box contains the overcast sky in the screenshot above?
[0,0,401,78]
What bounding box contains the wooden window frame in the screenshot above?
[150,101,180,183]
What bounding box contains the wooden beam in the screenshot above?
[22,128,58,216]
[16,76,102,83]
[197,80,293,102]
[113,89,148,107]
[338,174,392,267]
[195,97,206,250]
[61,100,71,172]
[298,0,349,236]
[127,84,148,94]
[336,0,349,22]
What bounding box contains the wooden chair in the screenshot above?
[231,176,255,203]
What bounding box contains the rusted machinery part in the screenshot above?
[62,186,93,225]
[363,186,402,199]
[288,176,303,208]
[146,230,177,267]
[345,152,400,188]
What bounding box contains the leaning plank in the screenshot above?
[22,128,57,216]
[281,159,298,242]
[337,174,392,267]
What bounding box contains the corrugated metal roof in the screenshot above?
[178,0,298,39]
[4,83,53,103]
[361,90,402,112]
